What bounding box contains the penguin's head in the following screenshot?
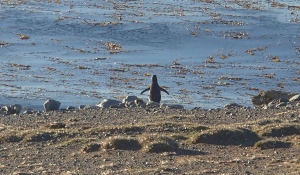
[152,75,158,83]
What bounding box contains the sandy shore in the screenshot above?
[0,105,299,174]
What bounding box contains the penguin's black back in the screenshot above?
[140,75,169,103]
[149,75,162,103]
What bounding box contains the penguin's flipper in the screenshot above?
[160,87,169,95]
[141,87,150,94]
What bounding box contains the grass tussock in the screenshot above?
[139,134,178,153]
[102,136,141,150]
[82,142,101,153]
[191,127,260,146]
[23,130,68,142]
[87,125,143,135]
[170,134,189,141]
[59,138,92,148]
[146,122,208,133]
[256,118,282,126]
[0,131,24,143]
[254,140,291,149]
[259,124,300,137]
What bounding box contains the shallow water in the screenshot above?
[0,0,299,110]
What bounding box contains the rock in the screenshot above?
[267,102,275,109]
[289,94,300,102]
[122,96,138,104]
[110,103,125,108]
[146,101,160,108]
[124,101,136,108]
[160,103,184,109]
[43,99,61,111]
[79,105,86,110]
[279,98,289,103]
[23,110,34,114]
[275,102,287,108]
[0,104,22,115]
[96,99,122,108]
[1,106,13,115]
[11,104,22,114]
[251,90,296,106]
[224,103,243,109]
[135,99,146,108]
[66,106,76,111]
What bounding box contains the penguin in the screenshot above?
[140,75,169,103]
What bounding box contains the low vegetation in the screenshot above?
[254,140,292,149]
[102,136,141,150]
[191,127,260,146]
[1,119,299,151]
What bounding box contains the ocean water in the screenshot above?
[0,0,299,110]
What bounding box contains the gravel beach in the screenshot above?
[0,105,300,174]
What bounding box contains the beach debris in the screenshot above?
[44,99,61,111]
[103,42,122,53]
[251,90,297,107]
[271,55,280,62]
[0,41,9,46]
[17,34,30,40]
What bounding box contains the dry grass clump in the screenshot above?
[170,134,189,141]
[256,118,281,126]
[139,134,178,153]
[44,122,66,129]
[59,138,92,148]
[87,125,143,135]
[102,136,141,150]
[0,131,24,143]
[259,124,300,137]
[146,122,208,133]
[23,130,68,142]
[82,142,101,153]
[254,140,291,149]
[191,127,260,146]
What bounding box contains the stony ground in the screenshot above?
[0,105,300,174]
